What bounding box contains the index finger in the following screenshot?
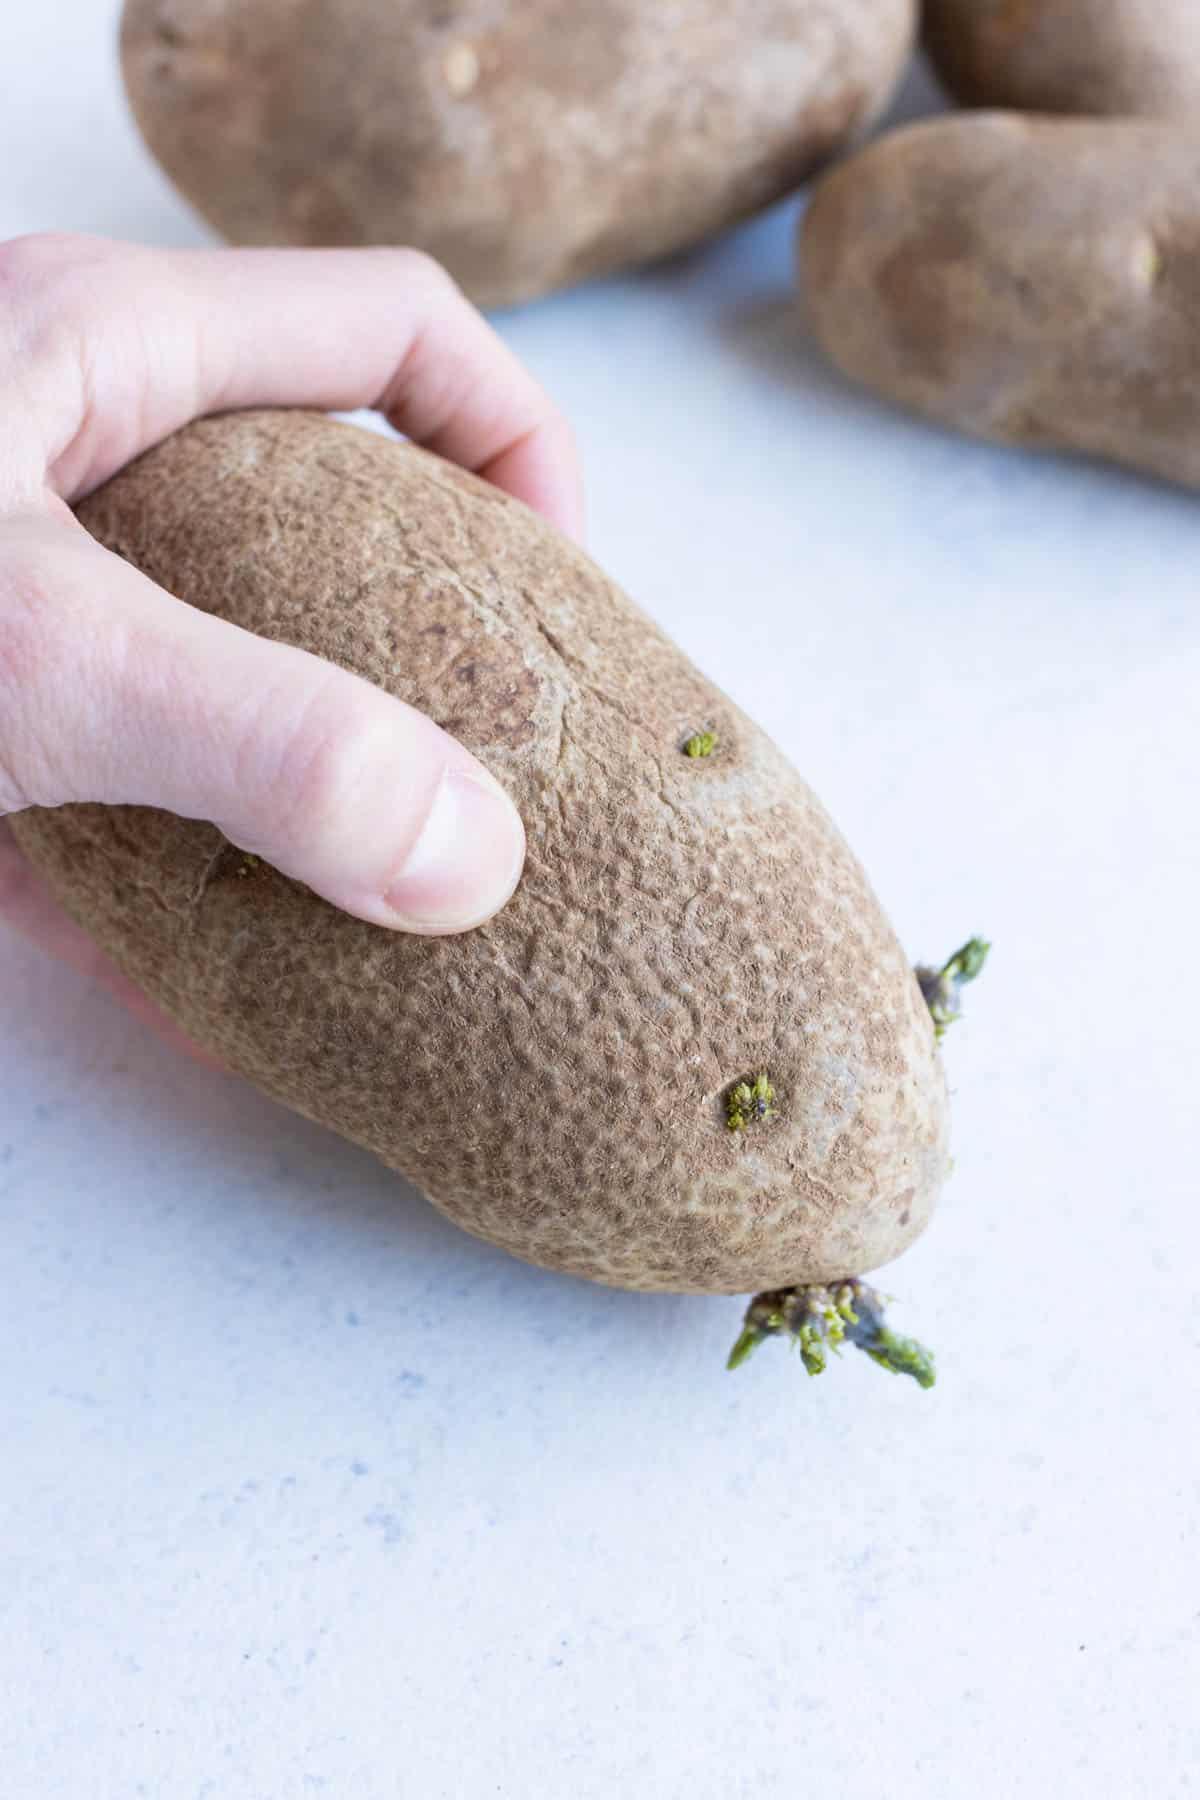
[11,236,583,537]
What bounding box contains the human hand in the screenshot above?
[0,234,582,1054]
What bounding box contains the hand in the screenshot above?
[0,233,583,1055]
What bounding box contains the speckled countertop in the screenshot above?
[2,12,1197,1797]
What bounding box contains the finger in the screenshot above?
[0,820,222,1067]
[7,234,584,539]
[2,519,526,935]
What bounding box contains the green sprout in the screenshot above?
[236,853,262,878]
[727,1281,935,1388]
[683,731,717,759]
[916,937,990,1042]
[726,1071,776,1133]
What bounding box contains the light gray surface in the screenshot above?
[2,11,1197,1797]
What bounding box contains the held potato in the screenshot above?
[800,114,1200,492]
[120,0,916,308]
[11,411,955,1381]
[924,0,1200,120]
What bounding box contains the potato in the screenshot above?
[120,0,916,308]
[800,113,1200,491]
[924,0,1200,119]
[11,411,950,1354]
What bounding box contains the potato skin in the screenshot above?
[924,0,1200,119]
[120,0,915,307]
[801,114,1200,491]
[11,412,948,1295]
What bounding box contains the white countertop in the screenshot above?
[3,10,1197,1796]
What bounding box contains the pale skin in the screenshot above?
[0,233,584,1059]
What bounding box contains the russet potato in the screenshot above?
[12,410,950,1315]
[120,0,916,306]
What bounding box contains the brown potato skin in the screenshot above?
[11,412,948,1295]
[924,0,1200,119]
[800,114,1200,491]
[120,0,915,308]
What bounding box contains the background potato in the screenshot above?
[11,410,949,1299]
[800,113,1200,492]
[121,0,916,307]
[924,0,1200,119]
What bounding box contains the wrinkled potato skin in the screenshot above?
[801,114,1200,491]
[121,0,915,307]
[11,412,950,1297]
[924,0,1200,119]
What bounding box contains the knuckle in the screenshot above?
[0,235,126,444]
[0,539,56,688]
[386,245,461,300]
[0,231,114,316]
[234,674,394,851]
[0,230,80,289]
[0,534,94,809]
[0,566,51,811]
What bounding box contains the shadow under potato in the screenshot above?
[4,954,709,1364]
[720,283,1200,516]
[716,291,853,405]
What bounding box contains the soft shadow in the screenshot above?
[716,290,1200,516]
[880,49,951,132]
[715,288,895,421]
[3,946,706,1359]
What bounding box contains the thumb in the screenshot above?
[2,519,525,933]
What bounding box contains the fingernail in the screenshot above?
[384,769,525,933]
